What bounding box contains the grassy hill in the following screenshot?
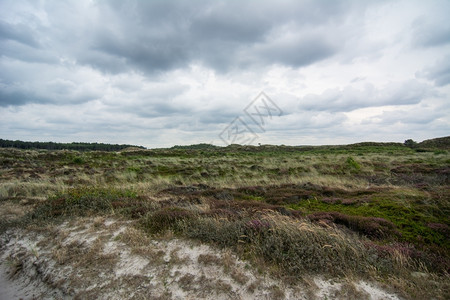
[418,136,450,150]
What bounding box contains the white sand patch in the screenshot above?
[104,219,116,227]
[116,251,149,276]
[313,277,401,300]
[103,240,118,254]
[357,281,401,300]
[314,277,343,299]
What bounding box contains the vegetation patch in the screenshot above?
[141,207,196,234]
[308,212,399,239]
[28,187,138,220]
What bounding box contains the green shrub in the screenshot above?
[141,207,196,234]
[345,156,361,171]
[127,166,141,173]
[308,212,399,239]
[29,187,137,220]
[433,150,447,155]
[186,217,246,248]
[72,156,85,164]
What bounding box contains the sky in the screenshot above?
[0,0,449,148]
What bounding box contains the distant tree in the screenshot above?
[404,139,418,148]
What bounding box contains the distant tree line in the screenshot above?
[0,139,146,151]
[171,143,219,150]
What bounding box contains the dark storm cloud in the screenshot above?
[123,100,188,118]
[418,56,450,87]
[0,41,57,64]
[412,18,450,48]
[0,88,45,106]
[0,20,40,48]
[71,0,372,74]
[92,34,189,74]
[0,0,444,79]
[78,51,130,75]
[255,35,337,67]
[0,0,375,106]
[0,76,101,107]
[0,0,385,78]
[0,19,56,64]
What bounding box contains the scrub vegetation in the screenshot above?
[0,137,449,299]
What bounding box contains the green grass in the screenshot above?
[288,195,449,248]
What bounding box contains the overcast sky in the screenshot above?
[1,0,449,147]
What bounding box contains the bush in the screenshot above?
[72,156,84,164]
[345,156,361,171]
[141,207,196,234]
[29,187,137,220]
[308,212,399,239]
[185,217,246,248]
[427,223,449,237]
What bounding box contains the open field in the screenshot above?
[0,140,449,299]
